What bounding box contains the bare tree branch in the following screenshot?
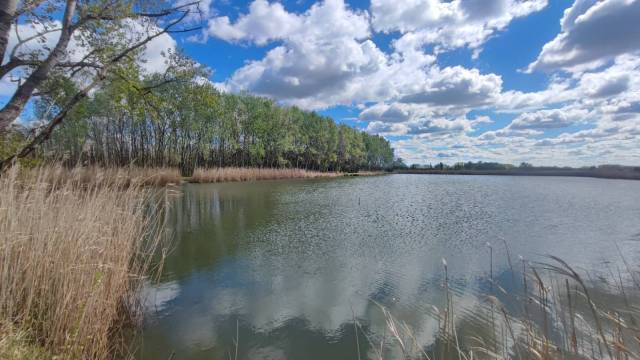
[14,0,47,18]
[0,72,104,172]
[0,0,78,133]
[0,0,203,171]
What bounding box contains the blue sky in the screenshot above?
[3,0,640,166]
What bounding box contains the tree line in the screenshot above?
[0,0,395,174]
[32,71,395,174]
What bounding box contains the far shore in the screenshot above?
[395,168,640,181]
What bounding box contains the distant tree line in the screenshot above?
[405,161,640,180]
[24,70,394,174]
[410,161,517,171]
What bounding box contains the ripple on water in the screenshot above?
[138,175,640,359]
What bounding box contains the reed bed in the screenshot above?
[30,166,183,188]
[24,166,381,187]
[371,252,640,360]
[0,166,166,359]
[190,167,344,183]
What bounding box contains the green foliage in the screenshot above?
[39,77,396,172]
[0,129,42,168]
[0,131,25,161]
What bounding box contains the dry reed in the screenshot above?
[190,167,344,183]
[32,166,183,188]
[374,253,640,360]
[0,166,166,359]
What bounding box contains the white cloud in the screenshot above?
[359,103,413,123]
[208,0,303,45]
[213,1,512,110]
[365,118,469,136]
[577,54,640,100]
[177,0,214,24]
[202,0,640,166]
[215,0,388,109]
[225,38,387,109]
[527,0,640,72]
[3,21,64,64]
[131,23,178,75]
[365,111,489,137]
[399,66,503,107]
[507,107,590,130]
[405,117,477,135]
[208,0,370,46]
[372,0,548,55]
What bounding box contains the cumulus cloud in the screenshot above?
[405,117,477,135]
[212,0,513,109]
[212,0,385,108]
[208,0,303,45]
[496,80,576,112]
[584,74,629,98]
[365,112,489,137]
[399,66,503,107]
[225,39,387,108]
[365,117,474,136]
[202,0,640,166]
[507,108,590,130]
[371,0,547,54]
[577,54,640,98]
[208,0,370,45]
[359,103,413,123]
[528,0,640,72]
[534,117,640,146]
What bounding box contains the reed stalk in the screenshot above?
[0,166,167,359]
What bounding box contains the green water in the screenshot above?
[137,175,640,359]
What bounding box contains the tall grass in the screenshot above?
[372,253,640,360]
[25,166,379,187]
[190,167,344,183]
[34,166,183,187]
[0,166,166,359]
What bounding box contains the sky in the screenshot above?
[3,0,640,166]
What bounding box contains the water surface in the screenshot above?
[138,175,640,359]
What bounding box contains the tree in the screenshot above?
[34,76,396,172]
[0,0,202,171]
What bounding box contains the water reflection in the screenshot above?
[137,175,640,359]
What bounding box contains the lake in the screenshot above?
[137,174,640,359]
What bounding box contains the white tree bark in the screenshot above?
[0,0,76,133]
[0,0,18,63]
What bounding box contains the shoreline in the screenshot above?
[184,168,387,184]
[394,169,640,181]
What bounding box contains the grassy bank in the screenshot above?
[0,167,165,359]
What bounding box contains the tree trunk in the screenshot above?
[0,0,17,62]
[0,0,76,133]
